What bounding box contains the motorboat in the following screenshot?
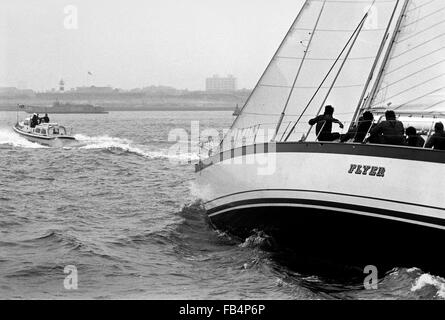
[195,0,445,272]
[13,117,76,147]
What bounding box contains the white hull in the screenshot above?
[196,142,445,269]
[13,125,76,147]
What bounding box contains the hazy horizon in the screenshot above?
[0,0,304,91]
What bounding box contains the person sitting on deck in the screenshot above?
[308,105,344,142]
[425,122,445,151]
[405,126,425,148]
[340,111,374,143]
[369,110,405,146]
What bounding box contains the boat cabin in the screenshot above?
[17,117,68,137]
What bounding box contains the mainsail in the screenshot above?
[369,0,445,114]
[225,0,399,147]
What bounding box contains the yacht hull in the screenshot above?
[196,142,445,271]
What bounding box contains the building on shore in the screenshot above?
[205,75,237,93]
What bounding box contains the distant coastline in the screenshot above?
[0,90,250,112]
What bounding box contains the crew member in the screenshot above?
[425,122,445,150]
[41,114,50,123]
[308,105,344,142]
[369,110,405,145]
[405,127,425,148]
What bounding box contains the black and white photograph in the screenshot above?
[1,0,445,303]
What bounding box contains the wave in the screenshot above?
[411,271,445,299]
[0,128,47,149]
[75,133,199,162]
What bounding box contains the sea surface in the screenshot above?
[0,110,444,300]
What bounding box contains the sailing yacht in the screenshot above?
[196,0,445,270]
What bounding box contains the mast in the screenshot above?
[363,0,410,111]
[272,0,327,142]
[350,0,401,128]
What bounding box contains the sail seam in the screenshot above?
[405,0,437,13]
[385,45,445,75]
[378,58,445,90]
[393,85,445,109]
[401,5,445,29]
[377,73,445,103]
[276,56,375,61]
[391,32,445,59]
[397,18,445,44]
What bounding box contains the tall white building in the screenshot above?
[206,75,237,92]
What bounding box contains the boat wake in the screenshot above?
[0,128,47,149]
[74,134,199,162]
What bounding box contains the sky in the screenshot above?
[0,0,304,91]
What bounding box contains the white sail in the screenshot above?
[225,0,399,147]
[370,0,445,114]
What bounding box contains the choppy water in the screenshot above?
[0,111,444,300]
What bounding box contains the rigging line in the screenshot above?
[220,0,310,146]
[393,85,445,110]
[385,45,445,75]
[377,58,445,90]
[380,72,445,102]
[391,32,445,59]
[397,18,445,44]
[303,16,368,141]
[272,0,328,141]
[283,12,372,142]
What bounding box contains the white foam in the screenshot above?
[76,133,199,162]
[411,273,445,299]
[0,128,47,149]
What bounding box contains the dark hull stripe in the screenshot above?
[198,142,445,171]
[207,198,445,229]
[205,188,445,212]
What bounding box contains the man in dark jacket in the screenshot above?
[369,110,405,145]
[309,105,344,142]
[405,126,425,148]
[425,122,445,150]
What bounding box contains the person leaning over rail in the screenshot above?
[369,110,405,146]
[425,122,445,151]
[308,105,344,142]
